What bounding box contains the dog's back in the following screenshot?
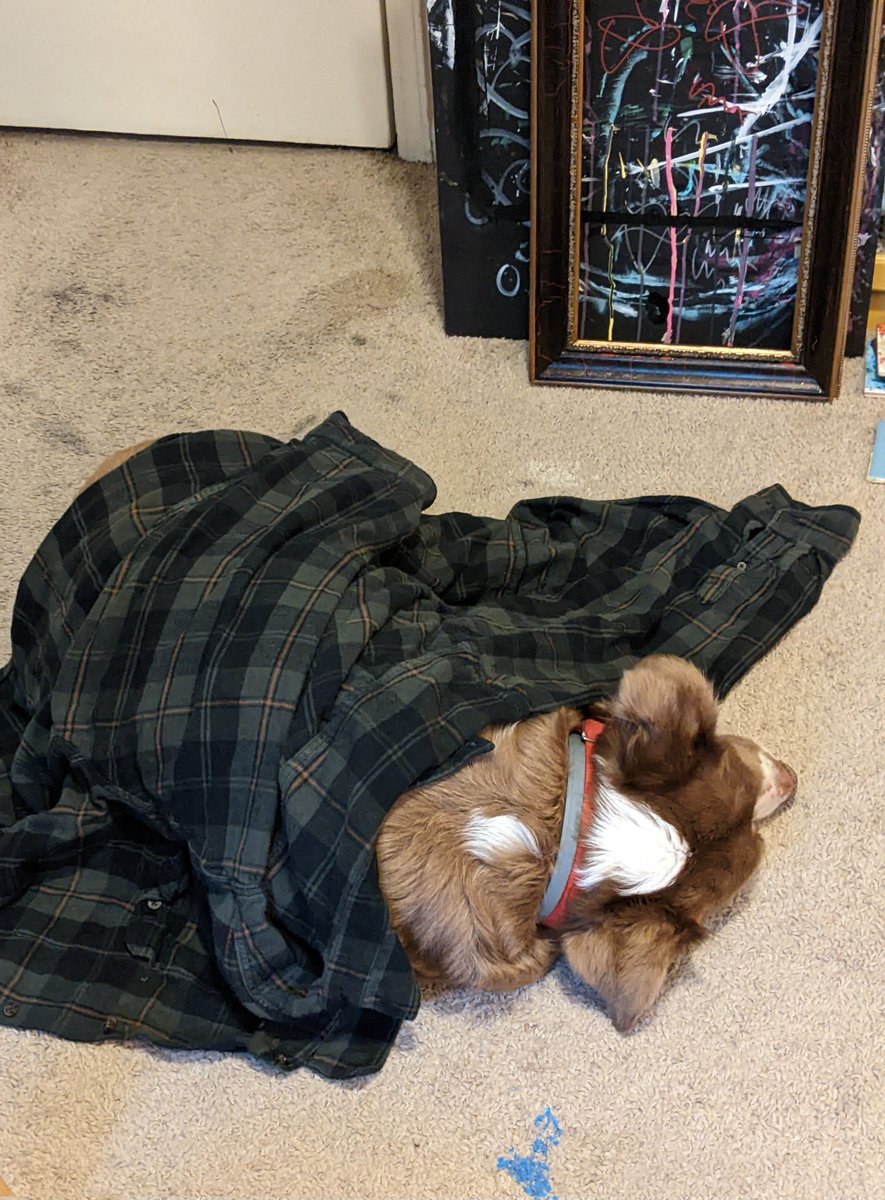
[376,706,580,991]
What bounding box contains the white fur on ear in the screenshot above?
[577,776,689,895]
[464,813,540,863]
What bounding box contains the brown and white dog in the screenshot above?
[376,655,797,1032]
[82,444,797,1034]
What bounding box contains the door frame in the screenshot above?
[386,0,434,162]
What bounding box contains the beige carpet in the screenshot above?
[0,130,882,1200]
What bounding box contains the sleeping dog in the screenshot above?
[376,654,796,1032]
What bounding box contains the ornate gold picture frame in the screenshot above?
[530,0,884,399]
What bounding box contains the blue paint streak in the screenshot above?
[497,1108,563,1200]
[599,50,647,124]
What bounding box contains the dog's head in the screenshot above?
[563,655,796,1032]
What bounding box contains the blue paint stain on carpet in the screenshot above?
[497,1108,563,1199]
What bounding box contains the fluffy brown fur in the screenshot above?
[82,443,797,1034]
[377,705,580,993]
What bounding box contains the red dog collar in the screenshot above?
[537,718,606,930]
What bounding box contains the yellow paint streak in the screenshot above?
[601,124,618,342]
[601,125,617,236]
[697,130,709,174]
[607,240,616,341]
[631,132,716,182]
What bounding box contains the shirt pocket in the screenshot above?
[697,524,808,607]
[698,558,774,606]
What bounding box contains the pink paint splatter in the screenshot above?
[663,127,679,346]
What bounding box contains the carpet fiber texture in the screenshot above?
[0,131,882,1200]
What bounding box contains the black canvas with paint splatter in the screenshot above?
[426,1,878,351]
[578,1,823,350]
[426,1,531,339]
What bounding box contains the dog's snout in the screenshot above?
[754,750,797,820]
[776,760,798,799]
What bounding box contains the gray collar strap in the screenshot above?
[537,732,588,922]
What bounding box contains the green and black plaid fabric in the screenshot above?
[0,412,859,1077]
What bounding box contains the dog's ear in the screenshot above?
[601,656,718,789]
[586,699,611,721]
[562,905,704,1033]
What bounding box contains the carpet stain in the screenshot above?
[270,268,409,358]
[497,1107,563,1200]
[43,426,89,455]
[46,281,127,323]
[2,378,37,400]
[291,413,321,439]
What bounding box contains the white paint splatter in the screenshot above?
[736,14,822,138]
[427,0,455,69]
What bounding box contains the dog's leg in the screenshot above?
[76,438,157,497]
[471,939,560,993]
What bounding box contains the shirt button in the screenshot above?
[3,1002,19,1018]
[736,561,748,572]
[146,899,163,911]
[103,1017,118,1033]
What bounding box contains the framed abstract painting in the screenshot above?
[530,0,884,398]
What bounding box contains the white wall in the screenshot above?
[0,0,395,147]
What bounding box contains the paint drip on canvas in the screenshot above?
[578,1,824,350]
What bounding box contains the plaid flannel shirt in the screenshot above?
[0,413,859,1077]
